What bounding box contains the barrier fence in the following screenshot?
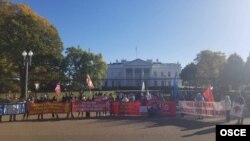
[0,101,176,118]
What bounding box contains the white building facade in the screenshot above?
[104,59,182,88]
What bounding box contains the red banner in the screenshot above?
[111,101,140,116]
[111,101,119,115]
[71,101,110,112]
[157,101,176,116]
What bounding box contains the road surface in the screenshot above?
[0,114,249,141]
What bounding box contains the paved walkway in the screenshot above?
[0,114,249,141]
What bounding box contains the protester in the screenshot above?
[194,93,205,119]
[51,96,59,119]
[148,102,159,117]
[122,95,129,103]
[94,93,102,117]
[9,114,16,122]
[85,97,91,118]
[108,93,115,116]
[23,98,32,120]
[67,96,75,119]
[131,94,136,102]
[146,90,152,101]
[223,95,231,122]
[235,93,245,124]
[102,94,109,116]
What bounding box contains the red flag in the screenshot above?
[55,84,61,95]
[86,74,94,89]
[202,85,214,102]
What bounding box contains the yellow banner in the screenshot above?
[28,102,70,115]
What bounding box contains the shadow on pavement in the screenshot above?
[96,115,220,132]
[182,126,215,137]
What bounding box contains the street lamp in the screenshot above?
[22,50,33,100]
[35,82,39,98]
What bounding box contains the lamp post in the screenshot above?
[35,82,39,99]
[22,50,33,100]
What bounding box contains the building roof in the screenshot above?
[109,58,181,68]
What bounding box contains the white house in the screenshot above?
[104,59,182,88]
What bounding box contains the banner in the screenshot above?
[140,106,148,113]
[28,102,70,115]
[0,103,26,115]
[72,101,110,112]
[0,104,4,116]
[179,101,225,117]
[111,101,140,115]
[119,101,140,115]
[111,101,119,114]
[230,102,245,118]
[157,101,176,116]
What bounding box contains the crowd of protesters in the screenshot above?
[1,90,249,124]
[0,90,167,122]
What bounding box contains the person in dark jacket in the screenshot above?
[235,93,245,124]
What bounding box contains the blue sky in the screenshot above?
[12,0,250,67]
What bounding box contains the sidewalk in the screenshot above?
[176,114,250,125]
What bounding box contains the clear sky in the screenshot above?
[12,0,250,67]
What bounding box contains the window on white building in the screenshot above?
[168,81,171,87]
[168,72,171,77]
[118,81,121,88]
[154,71,157,77]
[154,81,157,87]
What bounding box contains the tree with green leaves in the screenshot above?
[0,4,63,98]
[219,53,245,90]
[244,54,250,85]
[180,63,197,88]
[63,46,107,90]
[195,50,226,87]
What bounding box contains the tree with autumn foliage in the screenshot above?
[0,4,63,98]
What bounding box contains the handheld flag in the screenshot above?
[141,81,145,96]
[141,81,145,92]
[55,84,61,95]
[173,73,179,100]
[202,85,214,102]
[86,74,94,89]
